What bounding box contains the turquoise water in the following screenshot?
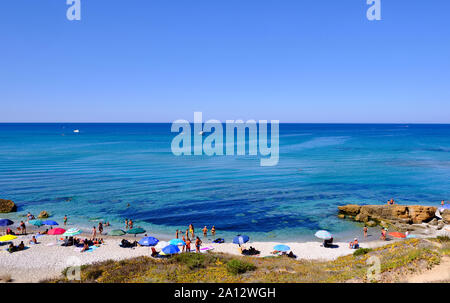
[0,124,449,241]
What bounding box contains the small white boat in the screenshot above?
[198,131,205,136]
[73,129,80,133]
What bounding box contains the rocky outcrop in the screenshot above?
[442,210,450,224]
[338,204,437,225]
[38,210,50,219]
[0,199,17,213]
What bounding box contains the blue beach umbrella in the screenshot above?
[273,244,290,252]
[138,236,159,246]
[162,244,180,255]
[42,220,59,226]
[232,235,249,245]
[169,239,186,246]
[0,219,14,226]
[315,230,332,240]
[28,219,43,227]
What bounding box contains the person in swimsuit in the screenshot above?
[91,226,97,240]
[186,238,191,252]
[195,237,202,253]
[176,229,179,239]
[202,226,208,237]
[363,226,368,238]
[129,219,133,229]
[98,222,103,235]
[125,219,129,230]
[20,221,26,235]
[64,215,68,226]
[181,235,186,252]
[211,226,216,236]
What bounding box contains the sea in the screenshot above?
[0,123,449,241]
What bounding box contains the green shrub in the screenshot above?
[353,248,372,256]
[226,259,256,275]
[174,253,212,270]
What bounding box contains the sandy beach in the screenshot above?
[1,225,448,283]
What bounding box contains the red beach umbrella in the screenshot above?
[388,232,406,238]
[48,228,66,235]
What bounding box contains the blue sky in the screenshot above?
[0,0,449,123]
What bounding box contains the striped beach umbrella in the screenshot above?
[63,228,82,237]
[314,230,332,240]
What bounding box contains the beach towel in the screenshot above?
[200,246,214,251]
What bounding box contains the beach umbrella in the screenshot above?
[273,244,290,252]
[0,219,14,226]
[169,239,186,246]
[42,220,59,226]
[138,236,159,247]
[48,228,66,235]
[315,230,332,240]
[109,229,126,236]
[388,232,406,239]
[126,227,146,237]
[63,228,82,237]
[48,228,66,243]
[28,219,43,227]
[162,244,180,255]
[155,241,169,250]
[232,235,249,245]
[0,234,17,242]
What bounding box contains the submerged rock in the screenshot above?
[338,204,437,225]
[0,199,17,213]
[38,210,50,219]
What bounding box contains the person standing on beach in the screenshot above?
[363,226,368,238]
[129,219,133,229]
[63,215,68,226]
[185,229,189,239]
[186,238,191,252]
[20,221,26,235]
[181,235,186,252]
[202,226,208,237]
[125,219,128,230]
[91,226,97,240]
[189,224,195,238]
[195,237,202,253]
[176,229,179,239]
[98,222,103,235]
[211,226,216,236]
[442,200,445,207]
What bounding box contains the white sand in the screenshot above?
[1,226,448,283]
[0,234,388,283]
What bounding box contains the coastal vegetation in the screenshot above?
[46,238,449,283]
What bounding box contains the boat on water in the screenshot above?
[73,129,80,133]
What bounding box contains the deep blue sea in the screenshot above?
[0,124,449,241]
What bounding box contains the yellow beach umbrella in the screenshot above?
[0,235,17,242]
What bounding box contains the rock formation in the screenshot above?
[0,199,17,213]
[338,204,437,225]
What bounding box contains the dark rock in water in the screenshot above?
[0,199,17,213]
[338,204,437,225]
[38,210,50,219]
